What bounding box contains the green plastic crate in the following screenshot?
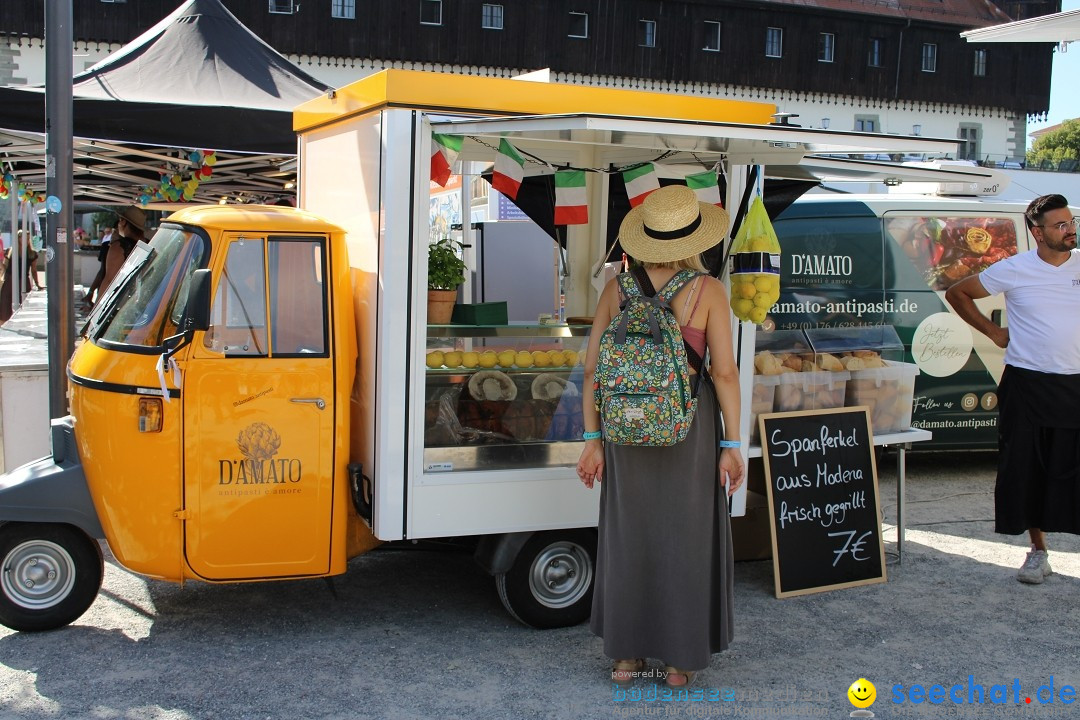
[451,301,508,325]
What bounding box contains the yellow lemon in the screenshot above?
[515,351,534,368]
[749,235,774,253]
[479,351,498,368]
[443,351,463,368]
[497,350,517,368]
[748,306,768,325]
[734,280,757,300]
[532,350,551,367]
[461,351,480,368]
[564,350,580,366]
[752,292,775,310]
[425,351,445,368]
[847,679,876,709]
[731,298,755,318]
[549,350,567,366]
[754,274,779,293]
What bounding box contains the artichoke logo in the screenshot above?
[218,422,302,487]
[237,422,281,482]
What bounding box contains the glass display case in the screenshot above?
[423,324,592,472]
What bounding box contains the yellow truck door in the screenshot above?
[183,233,336,580]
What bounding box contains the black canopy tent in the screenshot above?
[0,0,330,204]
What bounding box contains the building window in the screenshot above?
[868,38,883,67]
[974,48,987,77]
[922,43,937,72]
[332,0,355,19]
[818,33,835,63]
[268,0,294,13]
[766,27,783,58]
[421,0,442,26]
[639,20,656,48]
[854,116,878,133]
[703,21,721,52]
[958,124,981,160]
[569,11,589,38]
[482,4,504,29]
[100,0,127,4]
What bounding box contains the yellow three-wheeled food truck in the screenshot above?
[0,71,956,631]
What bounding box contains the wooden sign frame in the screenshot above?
[759,406,886,598]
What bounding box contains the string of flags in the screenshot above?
[429,133,724,227]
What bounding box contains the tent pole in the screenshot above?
[45,0,75,419]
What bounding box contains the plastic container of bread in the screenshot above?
[773,369,850,413]
[845,360,919,435]
[749,374,780,443]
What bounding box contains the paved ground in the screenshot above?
[0,450,1077,719]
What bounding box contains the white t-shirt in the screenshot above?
[979,248,1080,374]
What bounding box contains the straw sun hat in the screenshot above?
[619,184,730,263]
[116,206,147,234]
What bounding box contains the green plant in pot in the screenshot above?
[427,237,466,324]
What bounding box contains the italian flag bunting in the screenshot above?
[685,170,723,206]
[492,138,526,200]
[430,133,463,187]
[622,163,659,207]
[554,170,589,225]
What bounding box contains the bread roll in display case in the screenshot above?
[424,324,591,472]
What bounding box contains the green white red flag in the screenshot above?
[554,170,589,225]
[430,133,463,187]
[622,163,659,207]
[685,170,723,206]
[492,138,526,200]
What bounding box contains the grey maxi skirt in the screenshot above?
[590,380,735,671]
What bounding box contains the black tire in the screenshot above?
[0,523,104,632]
[495,529,596,629]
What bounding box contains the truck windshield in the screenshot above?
[90,225,207,349]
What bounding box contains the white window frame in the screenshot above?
[268,0,295,14]
[332,0,355,19]
[100,0,127,4]
[420,0,443,26]
[868,38,883,67]
[765,27,783,58]
[569,11,589,39]
[974,48,987,77]
[482,4,504,30]
[639,19,656,48]
[958,124,981,161]
[703,21,721,52]
[854,116,878,133]
[818,32,834,63]
[921,43,937,73]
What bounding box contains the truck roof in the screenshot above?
[163,204,345,234]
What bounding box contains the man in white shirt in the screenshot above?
[946,193,1080,584]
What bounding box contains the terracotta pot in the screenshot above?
[427,288,458,324]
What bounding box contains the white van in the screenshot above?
[768,193,1043,450]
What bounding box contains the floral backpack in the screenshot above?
[593,268,702,446]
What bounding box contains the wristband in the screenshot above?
[718,440,742,449]
[582,430,603,441]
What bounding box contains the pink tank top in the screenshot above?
[680,277,707,359]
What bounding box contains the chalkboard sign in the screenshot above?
[760,407,886,598]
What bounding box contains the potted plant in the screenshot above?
[427,237,466,324]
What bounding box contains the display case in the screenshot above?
[751,326,917,438]
[423,324,592,472]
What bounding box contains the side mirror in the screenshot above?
[187,269,212,332]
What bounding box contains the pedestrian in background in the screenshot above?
[576,185,743,688]
[86,225,113,308]
[946,193,1080,584]
[100,207,147,297]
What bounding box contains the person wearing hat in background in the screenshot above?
[99,206,147,298]
[576,184,743,688]
[85,225,114,308]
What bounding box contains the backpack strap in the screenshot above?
[615,271,666,347]
[630,267,706,374]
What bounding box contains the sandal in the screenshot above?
[664,666,697,688]
[611,658,646,686]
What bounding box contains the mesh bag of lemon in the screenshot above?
[729,196,781,325]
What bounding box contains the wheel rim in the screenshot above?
[1,539,77,610]
[527,540,593,609]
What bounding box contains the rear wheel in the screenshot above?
[495,529,596,629]
[0,523,104,632]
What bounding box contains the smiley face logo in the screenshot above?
[848,678,877,709]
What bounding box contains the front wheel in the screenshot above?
[495,529,596,629]
[0,523,104,632]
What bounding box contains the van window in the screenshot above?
[771,214,885,329]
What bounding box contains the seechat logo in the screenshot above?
[847,678,877,717]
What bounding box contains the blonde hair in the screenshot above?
[642,254,708,273]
